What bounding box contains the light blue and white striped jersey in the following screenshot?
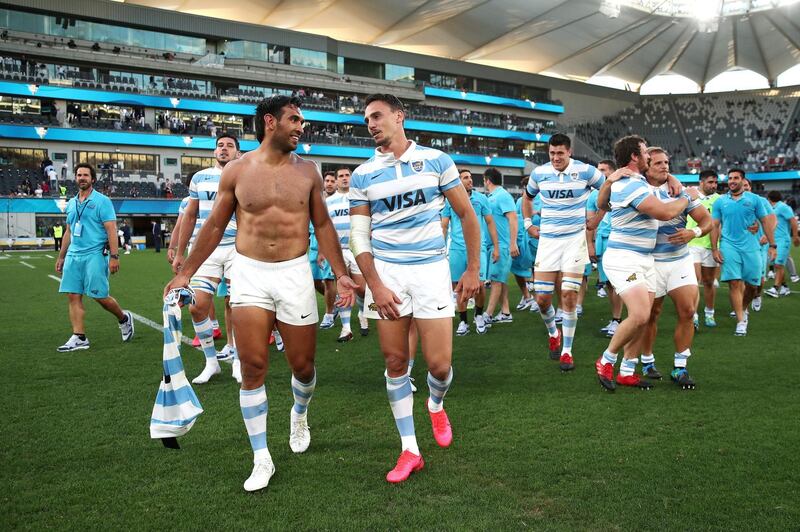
[607,174,658,256]
[442,190,492,250]
[526,159,604,239]
[586,189,612,238]
[188,167,236,247]
[178,196,190,216]
[652,183,701,263]
[326,191,351,249]
[350,142,460,265]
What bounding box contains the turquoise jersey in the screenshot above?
[65,189,116,256]
[772,201,794,243]
[712,191,771,252]
[586,189,611,237]
[442,190,492,250]
[487,187,516,249]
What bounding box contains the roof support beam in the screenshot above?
[640,24,695,83]
[370,0,490,46]
[590,20,675,79]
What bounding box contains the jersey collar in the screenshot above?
[375,140,417,164]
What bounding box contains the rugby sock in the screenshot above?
[601,349,618,365]
[539,305,558,337]
[356,295,365,313]
[641,353,655,365]
[427,367,453,413]
[77,333,86,341]
[386,372,419,455]
[211,319,220,330]
[118,314,128,324]
[674,349,691,369]
[459,311,468,323]
[407,358,415,375]
[291,369,316,418]
[704,307,714,317]
[192,318,217,362]
[619,357,638,377]
[786,257,798,277]
[561,309,578,355]
[240,385,270,462]
[475,306,484,317]
[339,305,352,333]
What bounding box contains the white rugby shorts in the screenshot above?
[689,246,717,268]
[603,249,656,295]
[342,248,362,275]
[363,258,453,319]
[229,253,318,326]
[193,245,237,281]
[654,255,698,298]
[534,232,589,274]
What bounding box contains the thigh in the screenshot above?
[376,316,412,359]
[449,248,467,283]
[232,306,274,366]
[277,322,316,375]
[410,260,454,319]
[59,255,85,294]
[363,260,412,319]
[489,248,511,283]
[83,253,110,299]
[274,260,318,326]
[415,317,453,368]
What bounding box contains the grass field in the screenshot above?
[2,249,799,530]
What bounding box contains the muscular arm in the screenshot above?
[484,214,499,250]
[668,205,712,245]
[176,199,198,257]
[177,167,236,280]
[309,172,347,280]
[104,220,120,273]
[506,211,518,256]
[760,213,776,246]
[596,180,613,211]
[586,209,606,231]
[636,195,689,221]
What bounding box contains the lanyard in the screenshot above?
[75,193,92,222]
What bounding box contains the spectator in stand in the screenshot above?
[130,185,139,198]
[41,180,50,195]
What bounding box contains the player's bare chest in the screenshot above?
[236,173,311,211]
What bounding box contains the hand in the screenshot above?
[171,254,184,275]
[109,257,119,274]
[759,235,768,245]
[55,257,64,273]
[794,237,800,247]
[491,247,500,263]
[334,275,358,309]
[607,167,633,183]
[668,229,697,245]
[317,256,326,268]
[369,283,403,320]
[454,268,481,305]
[588,243,597,263]
[167,247,176,263]
[510,242,520,258]
[768,247,777,261]
[163,273,191,298]
[747,222,759,235]
[666,174,683,197]
[527,225,540,239]
[684,186,700,200]
[712,249,723,264]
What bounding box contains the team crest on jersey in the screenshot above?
[570,172,580,181]
[368,303,378,311]
[626,273,637,282]
[410,160,425,173]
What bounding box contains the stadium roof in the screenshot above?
[122,0,800,90]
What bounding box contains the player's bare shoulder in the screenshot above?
[293,153,322,183]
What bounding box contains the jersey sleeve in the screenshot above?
[98,196,117,223]
[525,174,539,197]
[499,191,515,214]
[348,169,369,208]
[712,199,723,220]
[686,196,702,213]
[613,179,650,209]
[586,190,599,213]
[754,195,770,219]
[437,153,460,192]
[188,175,199,200]
[586,165,605,190]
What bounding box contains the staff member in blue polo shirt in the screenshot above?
[711,168,776,337]
[55,163,134,352]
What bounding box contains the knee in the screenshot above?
[626,309,650,328]
[427,360,451,380]
[384,351,408,376]
[189,304,207,322]
[291,360,315,382]
[535,293,552,309]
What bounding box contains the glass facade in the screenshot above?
[385,64,414,82]
[290,48,328,71]
[0,96,42,115]
[181,156,216,178]
[224,41,288,64]
[0,8,206,54]
[73,151,159,173]
[0,147,48,168]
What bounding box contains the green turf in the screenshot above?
[1,249,799,530]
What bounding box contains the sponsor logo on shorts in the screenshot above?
[626,273,637,282]
[410,160,425,173]
[369,303,378,311]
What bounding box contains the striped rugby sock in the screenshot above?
[620,357,638,376]
[192,318,217,361]
[386,372,419,455]
[291,370,316,416]
[339,305,352,333]
[539,304,558,337]
[561,309,578,355]
[427,367,453,413]
[240,385,270,462]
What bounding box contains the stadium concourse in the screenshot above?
[2,0,800,529]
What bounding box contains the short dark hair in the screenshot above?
[768,190,782,202]
[483,167,502,185]
[216,133,239,151]
[255,95,303,143]
[598,159,616,170]
[74,163,96,182]
[336,167,351,175]
[728,167,746,179]
[323,170,336,178]
[458,168,471,175]
[699,169,717,181]
[548,133,571,149]
[614,135,646,169]
[364,93,405,113]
